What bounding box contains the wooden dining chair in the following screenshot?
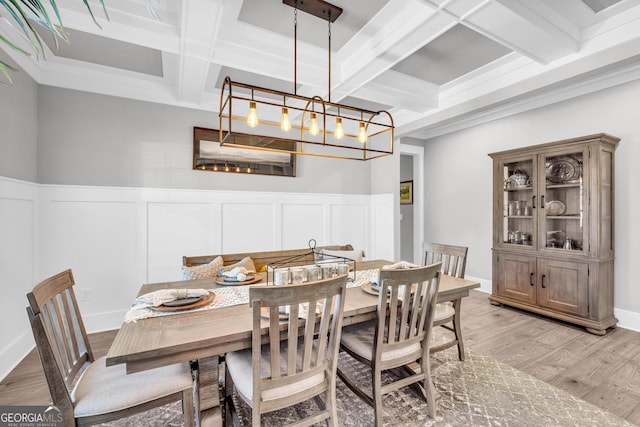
[423,241,469,360]
[26,269,199,426]
[336,263,441,426]
[224,274,348,427]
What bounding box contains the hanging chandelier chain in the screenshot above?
[294,6,298,95]
[328,17,331,103]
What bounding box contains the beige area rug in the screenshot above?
[101,348,634,427]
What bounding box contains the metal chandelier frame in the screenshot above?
[218,0,394,161]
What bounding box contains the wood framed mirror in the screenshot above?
[193,127,296,177]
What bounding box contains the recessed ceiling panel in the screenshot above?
[582,0,624,13]
[391,25,512,85]
[238,0,389,50]
[39,28,163,76]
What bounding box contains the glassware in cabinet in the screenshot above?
[501,158,534,247]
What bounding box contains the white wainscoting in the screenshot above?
[0,177,39,381]
[0,178,394,380]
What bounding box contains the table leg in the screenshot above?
[198,356,223,427]
[452,298,465,361]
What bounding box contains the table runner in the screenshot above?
[123,268,380,323]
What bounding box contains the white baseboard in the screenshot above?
[83,309,128,334]
[464,275,492,294]
[0,331,35,382]
[614,307,640,332]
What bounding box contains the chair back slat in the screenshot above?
[38,286,92,389]
[422,242,468,278]
[43,298,71,377]
[375,264,441,365]
[249,275,347,412]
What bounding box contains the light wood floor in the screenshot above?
[2,290,639,425]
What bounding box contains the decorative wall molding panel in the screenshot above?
[0,176,393,380]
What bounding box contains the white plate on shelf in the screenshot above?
[545,200,566,215]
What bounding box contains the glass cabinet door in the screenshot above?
[538,148,588,255]
[499,156,536,249]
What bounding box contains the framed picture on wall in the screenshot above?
[400,180,413,205]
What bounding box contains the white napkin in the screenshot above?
[371,261,420,291]
[382,260,420,270]
[132,288,209,308]
[222,266,254,282]
[277,302,323,318]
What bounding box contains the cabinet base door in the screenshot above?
[538,258,588,317]
[494,252,536,304]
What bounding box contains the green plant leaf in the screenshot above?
[0,31,31,55]
[80,0,105,29]
[3,0,48,59]
[19,0,69,50]
[45,0,68,40]
[144,0,160,20]
[0,60,17,85]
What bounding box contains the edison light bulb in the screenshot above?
[236,165,240,172]
[247,101,259,128]
[281,107,291,132]
[358,121,367,143]
[309,113,319,136]
[334,117,344,139]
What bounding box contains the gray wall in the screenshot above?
[400,155,414,261]
[36,86,372,193]
[0,71,38,181]
[423,78,640,314]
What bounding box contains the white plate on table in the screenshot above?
[152,292,215,312]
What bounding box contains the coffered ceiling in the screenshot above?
[2,0,639,138]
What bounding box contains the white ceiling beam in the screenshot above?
[459,0,579,64]
[176,0,224,103]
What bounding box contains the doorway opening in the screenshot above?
[399,144,424,263]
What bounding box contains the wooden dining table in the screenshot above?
[105,259,480,426]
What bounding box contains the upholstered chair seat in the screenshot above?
[71,356,193,418]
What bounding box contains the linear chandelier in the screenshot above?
[219,0,394,161]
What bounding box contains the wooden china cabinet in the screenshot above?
[488,133,619,335]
